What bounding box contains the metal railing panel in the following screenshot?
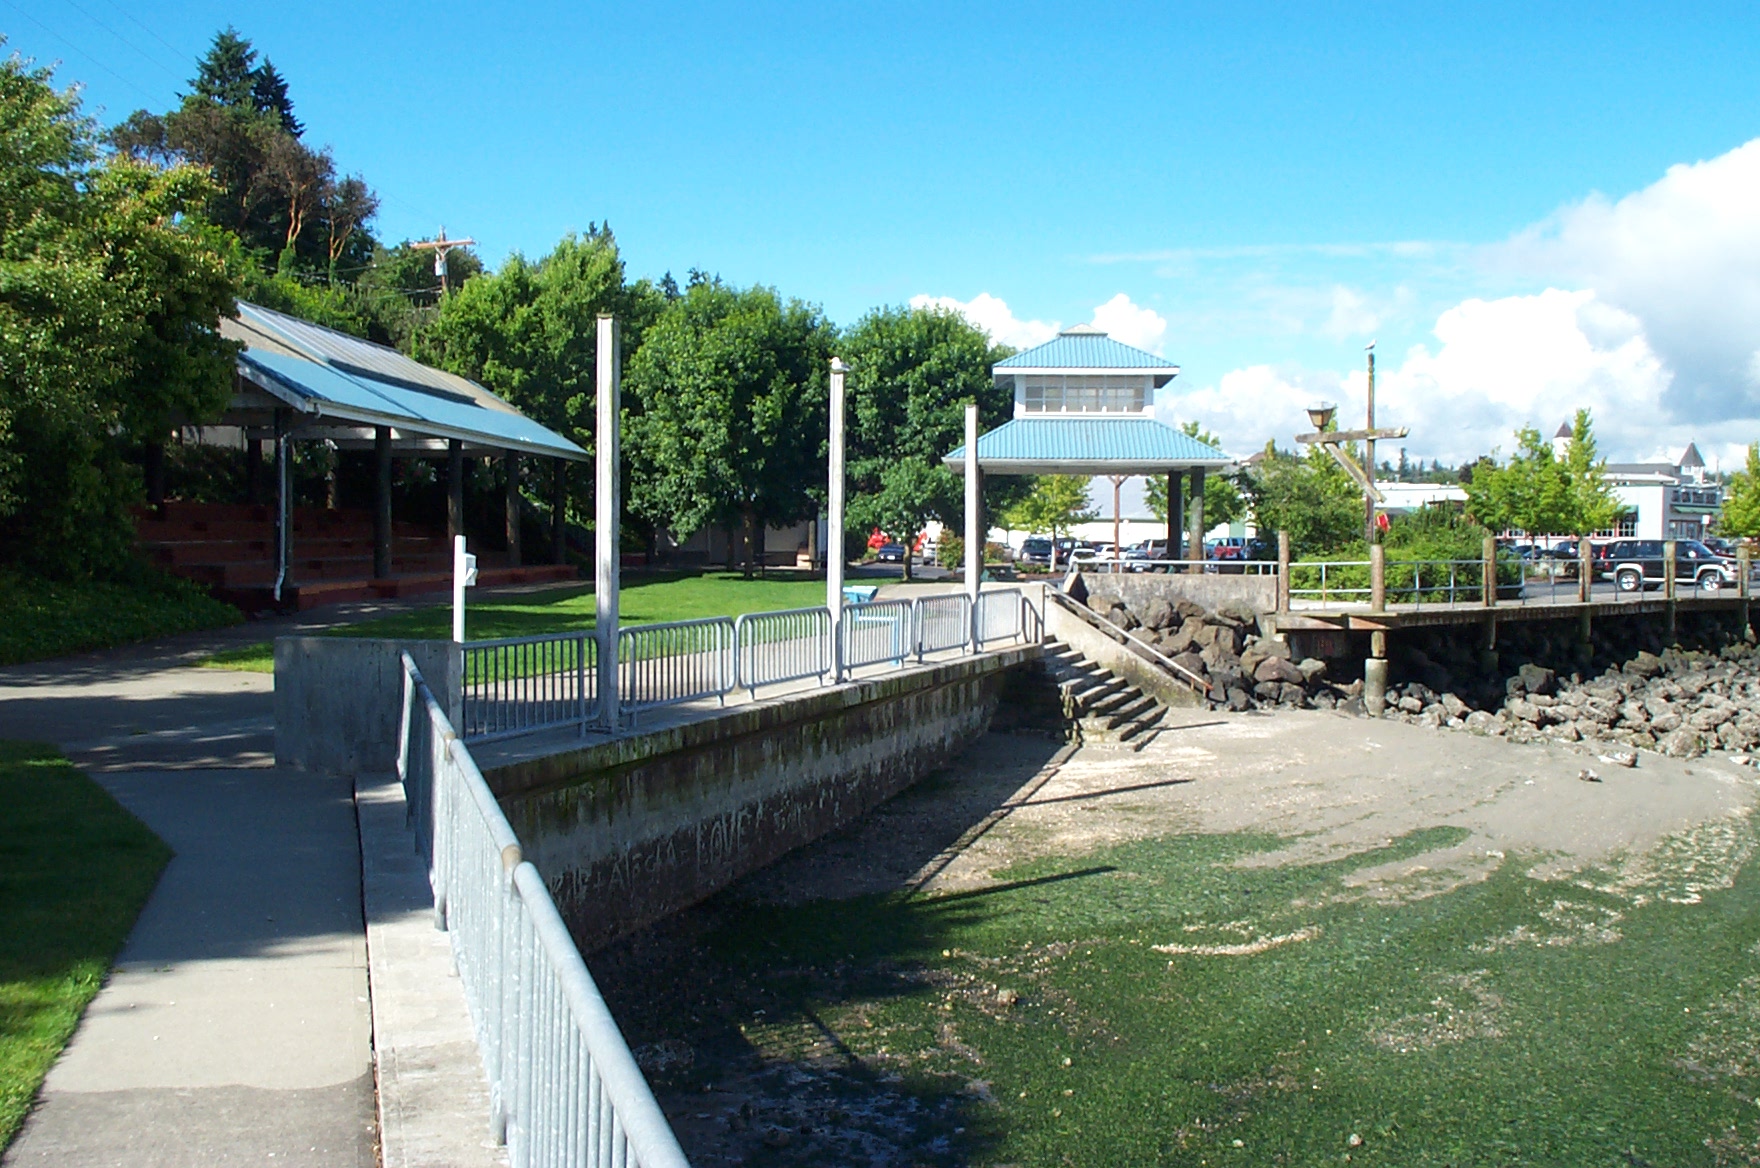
[841,599,915,670]
[461,631,596,743]
[974,587,1025,646]
[913,594,971,660]
[734,606,832,694]
[618,617,736,712]
[399,653,690,1168]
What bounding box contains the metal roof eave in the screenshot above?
[942,455,1236,475]
[993,366,1181,387]
[236,357,589,462]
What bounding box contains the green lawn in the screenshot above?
[603,821,1760,1166]
[0,571,241,667]
[0,742,170,1149]
[199,571,833,673]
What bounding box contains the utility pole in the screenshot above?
[410,226,477,296]
[1364,341,1377,545]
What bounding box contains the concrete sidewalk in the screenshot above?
[0,606,517,1166]
[0,658,377,1166]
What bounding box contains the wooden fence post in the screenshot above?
[1370,543,1386,613]
[1277,530,1290,613]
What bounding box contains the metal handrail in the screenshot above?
[1047,589,1210,693]
[398,653,690,1168]
[734,606,832,694]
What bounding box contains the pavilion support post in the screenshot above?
[828,360,847,679]
[504,452,522,568]
[594,314,621,731]
[245,438,262,505]
[1167,471,1183,565]
[1185,467,1206,573]
[447,439,464,541]
[551,458,568,565]
[273,409,291,603]
[965,402,981,646]
[144,440,165,508]
[373,425,392,580]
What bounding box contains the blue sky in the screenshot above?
[10,2,1760,464]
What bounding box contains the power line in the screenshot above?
[56,0,185,83]
[0,0,163,106]
[95,0,190,71]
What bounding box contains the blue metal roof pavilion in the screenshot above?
[942,325,1231,475]
[221,302,587,460]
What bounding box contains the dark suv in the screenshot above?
[1597,539,1739,592]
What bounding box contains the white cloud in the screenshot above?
[909,293,1059,349]
[1164,140,1760,469]
[1494,138,1760,424]
[1089,293,1168,354]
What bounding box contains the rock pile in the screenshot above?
[1083,589,1357,712]
[1379,643,1760,759]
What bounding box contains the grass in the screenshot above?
[0,570,241,666]
[598,821,1760,1166]
[0,741,170,1149]
[198,571,836,673]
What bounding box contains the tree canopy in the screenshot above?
[1465,409,1619,538]
[1001,476,1097,568]
[1720,444,1760,540]
[839,304,1016,574]
[0,52,238,577]
[624,279,834,574]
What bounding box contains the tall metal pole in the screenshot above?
[827,358,847,680]
[965,402,981,643]
[1365,342,1378,545]
[595,315,621,730]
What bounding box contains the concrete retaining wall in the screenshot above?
[485,647,1037,953]
[1078,571,1275,615]
[275,637,461,774]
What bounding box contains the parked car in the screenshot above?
[1703,536,1738,558]
[1597,538,1740,592]
[874,542,907,563]
[1208,536,1249,561]
[1125,540,1170,572]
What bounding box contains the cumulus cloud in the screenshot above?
[1166,288,1747,468]
[1494,137,1760,424]
[1166,140,1760,469]
[1090,293,1168,354]
[910,291,1171,354]
[908,293,1059,349]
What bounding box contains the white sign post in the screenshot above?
[827,358,847,682]
[451,534,478,642]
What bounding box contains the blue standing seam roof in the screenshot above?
[240,349,587,459]
[993,332,1180,371]
[942,416,1231,470]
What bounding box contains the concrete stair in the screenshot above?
[1041,639,1168,750]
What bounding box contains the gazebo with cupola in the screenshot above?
[943,324,1233,559]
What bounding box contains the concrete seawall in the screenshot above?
[275,637,460,774]
[484,646,1038,952]
[1078,570,1275,615]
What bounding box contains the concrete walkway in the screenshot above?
[0,592,548,1166]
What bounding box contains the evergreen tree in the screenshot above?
[250,58,302,136]
[189,27,258,108]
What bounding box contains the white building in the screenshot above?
[1601,442,1721,541]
